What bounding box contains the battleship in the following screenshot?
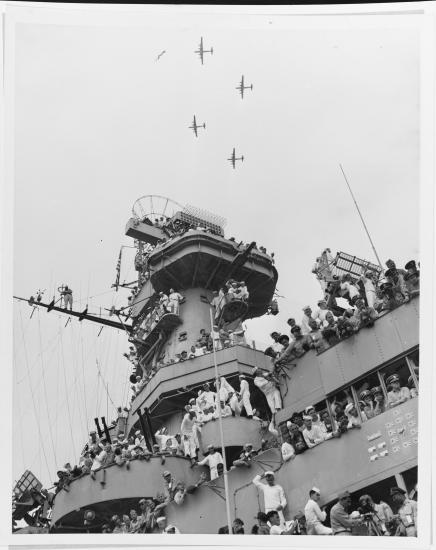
[12,195,419,536]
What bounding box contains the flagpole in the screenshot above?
[209,308,233,534]
[339,164,383,270]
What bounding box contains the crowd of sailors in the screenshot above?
[81,476,417,536]
[46,254,419,535]
[266,258,420,374]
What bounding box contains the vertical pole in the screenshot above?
[209,309,232,534]
[339,164,383,270]
[94,418,103,439]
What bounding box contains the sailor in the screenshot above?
[340,274,361,306]
[371,386,386,415]
[386,374,411,407]
[304,487,332,535]
[200,382,216,409]
[180,410,198,465]
[158,292,169,315]
[404,260,420,295]
[238,374,253,418]
[330,491,360,535]
[238,281,249,301]
[233,443,257,467]
[252,471,287,527]
[267,511,296,534]
[344,402,365,427]
[301,306,318,335]
[58,285,73,310]
[162,470,177,502]
[390,487,417,537]
[217,399,232,418]
[302,415,325,448]
[313,299,333,326]
[358,271,377,308]
[134,430,146,448]
[217,376,234,403]
[228,389,242,416]
[252,367,282,415]
[385,259,409,301]
[167,288,184,315]
[312,257,327,294]
[269,332,284,354]
[359,390,375,419]
[196,444,224,480]
[253,512,270,535]
[286,318,297,341]
[290,325,314,357]
[280,434,296,462]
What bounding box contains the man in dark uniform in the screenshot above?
[404,260,420,296]
[286,422,308,454]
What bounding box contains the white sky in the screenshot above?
[10,7,421,488]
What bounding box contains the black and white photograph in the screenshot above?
[2,2,434,545]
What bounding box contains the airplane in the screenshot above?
[236,75,253,99]
[189,115,206,137]
[155,50,166,62]
[195,37,213,65]
[228,148,244,169]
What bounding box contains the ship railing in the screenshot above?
[315,293,419,356]
[54,453,193,496]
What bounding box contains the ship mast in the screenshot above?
[209,309,233,533]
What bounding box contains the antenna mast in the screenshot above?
[339,164,383,270]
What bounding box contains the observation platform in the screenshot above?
[126,224,278,320]
[127,344,273,428]
[50,456,208,528]
[131,312,182,355]
[199,416,265,454]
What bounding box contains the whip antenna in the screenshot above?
[339,163,383,270]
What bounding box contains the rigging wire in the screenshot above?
[18,306,52,482]
[37,309,58,468]
[68,322,86,439]
[58,315,78,462]
[80,324,89,434]
[13,334,26,471]
[54,326,61,453]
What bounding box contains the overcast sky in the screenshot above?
[11,7,420,488]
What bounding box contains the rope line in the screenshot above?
[18,306,52,481]
[58,316,78,461]
[37,309,58,467]
[80,324,89,434]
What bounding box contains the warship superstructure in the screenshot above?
[13,196,418,535]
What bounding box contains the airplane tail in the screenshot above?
[203,123,206,129]
[210,47,214,55]
[250,84,253,90]
[241,156,244,162]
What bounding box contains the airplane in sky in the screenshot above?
[189,115,206,137]
[236,75,253,99]
[195,37,213,65]
[228,148,244,169]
